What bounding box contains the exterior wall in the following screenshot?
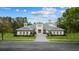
[17,30,64,36]
[51,30,64,35]
[17,23,65,36]
[35,23,43,34]
[17,31,21,35]
[27,31,30,35]
[61,31,64,35]
[17,30,31,35]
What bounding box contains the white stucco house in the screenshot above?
[16,22,64,36]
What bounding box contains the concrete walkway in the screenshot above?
[35,33,48,42]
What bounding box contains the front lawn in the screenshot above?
[47,33,79,42]
[0,33,35,41]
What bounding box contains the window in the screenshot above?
[23,31,25,35]
[58,31,60,35]
[54,31,57,35]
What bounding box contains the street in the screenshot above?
[0,41,79,51]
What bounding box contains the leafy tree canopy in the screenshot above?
[57,7,79,33]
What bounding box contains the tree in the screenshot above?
[0,23,5,40]
[15,17,27,28]
[57,7,79,33]
[0,16,27,33]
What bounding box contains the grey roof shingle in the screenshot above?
[16,24,35,31]
[16,23,64,31]
[43,23,64,31]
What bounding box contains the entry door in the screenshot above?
[38,29,41,33]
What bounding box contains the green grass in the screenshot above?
[0,33,35,41]
[0,33,1,40]
[0,33,79,42]
[47,33,79,42]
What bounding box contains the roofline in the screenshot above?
[16,29,33,31]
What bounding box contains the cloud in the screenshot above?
[31,7,58,22]
[28,16,57,23]
[32,7,57,15]
[30,7,68,23]
[16,9,27,12]
[23,9,27,12]
[42,7,57,14]
[16,9,19,12]
[60,9,66,14]
[59,7,66,9]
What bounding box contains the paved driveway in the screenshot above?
[35,33,48,42]
[0,41,79,51]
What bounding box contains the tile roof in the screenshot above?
[16,23,64,31]
[16,24,35,30]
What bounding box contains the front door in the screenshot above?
[38,29,41,33]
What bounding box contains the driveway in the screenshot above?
[35,33,48,42]
[0,41,79,51]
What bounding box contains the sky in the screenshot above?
[0,7,68,23]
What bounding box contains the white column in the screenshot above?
[55,31,57,35]
[52,31,54,35]
[25,31,26,35]
[46,30,48,33]
[61,31,64,35]
[58,31,60,35]
[25,31,28,35]
[17,31,20,35]
[23,31,24,35]
[21,31,23,35]
[53,31,55,35]
[52,31,53,35]
[28,31,30,35]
